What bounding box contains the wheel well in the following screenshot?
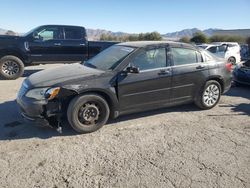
[62,90,115,111]
[207,78,224,92]
[84,91,114,109]
[0,51,25,63]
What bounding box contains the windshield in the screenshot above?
[22,26,41,37]
[84,45,135,71]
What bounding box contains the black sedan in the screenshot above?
[16,41,232,133]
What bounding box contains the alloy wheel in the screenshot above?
[202,84,220,107]
[2,61,20,76]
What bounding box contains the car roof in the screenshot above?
[39,25,85,29]
[117,41,196,49]
[212,42,239,45]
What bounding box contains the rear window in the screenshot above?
[171,48,198,65]
[64,27,83,39]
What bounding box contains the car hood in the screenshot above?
[27,63,105,88]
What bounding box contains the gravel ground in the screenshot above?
[0,64,249,188]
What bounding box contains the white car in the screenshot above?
[198,42,241,64]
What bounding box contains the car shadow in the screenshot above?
[108,104,199,125]
[215,86,250,116]
[1,86,248,141]
[0,100,199,141]
[0,100,76,141]
[226,84,250,100]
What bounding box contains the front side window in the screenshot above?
[130,48,166,71]
[37,27,60,41]
[64,27,82,39]
[171,48,198,66]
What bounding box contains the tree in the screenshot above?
[100,32,162,41]
[190,32,208,44]
[179,36,190,43]
[210,35,245,43]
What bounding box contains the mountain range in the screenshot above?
[86,28,220,40]
[162,28,218,39]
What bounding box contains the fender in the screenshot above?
[61,85,120,118]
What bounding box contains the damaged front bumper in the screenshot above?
[16,94,62,127]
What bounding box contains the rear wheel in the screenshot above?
[0,55,24,80]
[195,80,221,109]
[67,94,110,133]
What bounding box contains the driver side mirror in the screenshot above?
[33,31,38,38]
[33,31,42,41]
[126,66,140,73]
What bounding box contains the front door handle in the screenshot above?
[54,43,61,46]
[158,69,170,75]
[80,43,86,46]
[196,65,205,69]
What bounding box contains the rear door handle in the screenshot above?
[158,69,171,75]
[54,43,61,46]
[80,43,86,46]
[196,65,205,69]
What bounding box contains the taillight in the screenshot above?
[226,63,232,72]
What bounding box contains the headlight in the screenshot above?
[45,87,60,100]
[25,88,49,100]
[25,87,60,100]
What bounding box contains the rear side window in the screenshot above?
[207,46,217,53]
[171,48,198,66]
[218,45,227,52]
[130,48,166,71]
[64,27,82,39]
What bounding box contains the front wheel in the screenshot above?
[0,55,24,80]
[195,80,221,110]
[67,94,110,133]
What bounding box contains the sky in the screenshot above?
[0,0,249,34]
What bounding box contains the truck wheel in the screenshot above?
[0,55,24,80]
[195,80,221,110]
[67,94,110,133]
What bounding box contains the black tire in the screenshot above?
[67,94,110,133]
[0,55,24,80]
[228,56,236,65]
[195,80,221,110]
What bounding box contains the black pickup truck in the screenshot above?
[0,25,117,79]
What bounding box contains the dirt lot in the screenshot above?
[0,64,249,188]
